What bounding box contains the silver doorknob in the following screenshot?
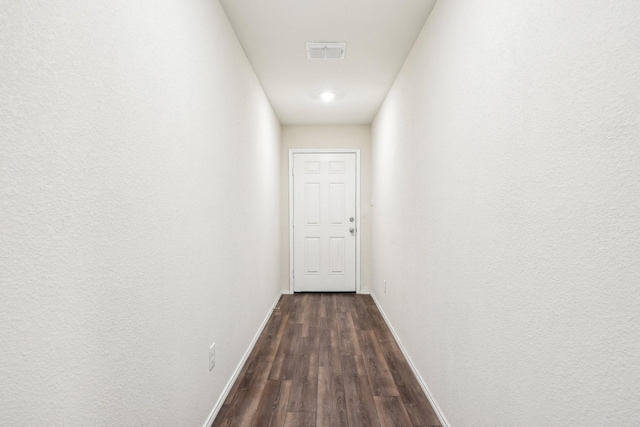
[349,228,355,234]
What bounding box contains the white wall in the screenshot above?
[0,1,281,425]
[372,1,640,426]
[280,125,372,291]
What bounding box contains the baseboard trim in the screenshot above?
[369,291,451,427]
[202,291,284,427]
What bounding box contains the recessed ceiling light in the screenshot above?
[320,91,336,102]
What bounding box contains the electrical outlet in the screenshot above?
[384,280,387,294]
[209,343,216,371]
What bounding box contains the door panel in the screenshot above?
[329,237,345,274]
[293,153,356,292]
[305,238,321,274]
[305,183,320,225]
[329,183,345,225]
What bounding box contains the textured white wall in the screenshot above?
[0,1,280,425]
[280,125,372,292]
[372,1,640,426]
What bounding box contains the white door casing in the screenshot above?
[290,150,360,293]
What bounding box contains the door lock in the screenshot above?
[349,217,355,222]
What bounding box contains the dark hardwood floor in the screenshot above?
[212,293,441,427]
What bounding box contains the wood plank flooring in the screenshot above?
[212,293,441,427]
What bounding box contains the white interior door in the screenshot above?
[292,152,357,292]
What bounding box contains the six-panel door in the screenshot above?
[293,153,356,292]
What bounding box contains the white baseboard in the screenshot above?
[369,291,451,427]
[202,291,284,427]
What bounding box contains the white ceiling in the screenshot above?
[219,0,438,125]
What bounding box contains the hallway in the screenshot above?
[213,294,440,427]
[2,1,639,426]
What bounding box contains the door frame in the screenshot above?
[289,149,361,294]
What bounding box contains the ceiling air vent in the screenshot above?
[306,42,346,60]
